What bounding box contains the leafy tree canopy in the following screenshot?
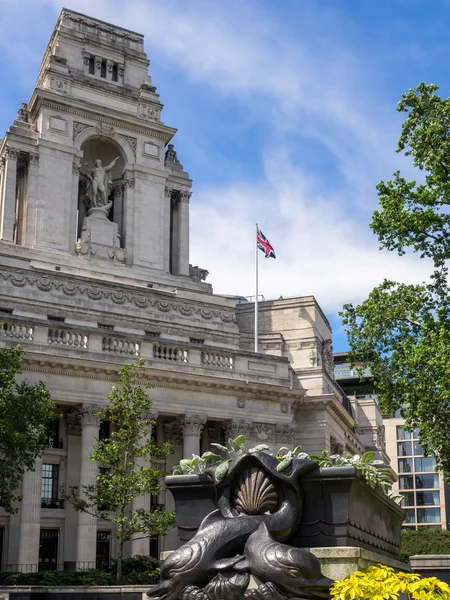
[0,345,55,512]
[341,83,450,476]
[400,528,450,563]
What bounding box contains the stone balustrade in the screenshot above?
[201,351,234,370]
[1,320,290,382]
[1,321,34,341]
[102,336,140,356]
[153,343,188,363]
[48,328,89,348]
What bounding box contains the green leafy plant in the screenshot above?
[331,564,450,600]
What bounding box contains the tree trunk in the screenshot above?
[116,540,124,584]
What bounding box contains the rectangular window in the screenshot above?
[89,56,95,74]
[96,531,110,569]
[112,64,118,82]
[417,507,441,524]
[415,457,436,472]
[401,492,415,507]
[399,475,414,490]
[416,491,440,506]
[413,441,424,456]
[396,426,412,440]
[99,421,110,440]
[100,59,107,78]
[41,464,59,504]
[398,458,413,473]
[397,441,412,456]
[413,428,421,439]
[39,529,58,571]
[403,508,416,524]
[415,473,439,489]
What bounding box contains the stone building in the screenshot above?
[0,9,381,571]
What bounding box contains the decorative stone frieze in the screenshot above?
[275,424,294,445]
[118,133,137,158]
[164,420,183,444]
[0,270,237,324]
[73,121,91,140]
[225,420,253,440]
[251,422,276,443]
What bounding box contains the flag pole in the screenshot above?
[255,223,258,353]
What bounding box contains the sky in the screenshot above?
[0,0,448,350]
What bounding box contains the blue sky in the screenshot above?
[0,0,447,350]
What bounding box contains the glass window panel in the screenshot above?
[413,441,424,456]
[398,458,413,473]
[404,509,416,524]
[413,428,421,439]
[415,474,439,489]
[416,491,440,506]
[415,457,436,472]
[397,441,412,456]
[397,426,412,440]
[41,464,58,501]
[399,475,414,490]
[401,492,415,507]
[417,508,441,524]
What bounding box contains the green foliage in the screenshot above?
[172,440,399,500]
[63,359,175,582]
[108,555,160,585]
[400,528,450,563]
[340,82,450,477]
[331,564,450,600]
[0,569,115,586]
[0,345,55,512]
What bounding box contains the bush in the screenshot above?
[400,528,450,563]
[331,564,450,600]
[0,569,115,586]
[108,555,160,585]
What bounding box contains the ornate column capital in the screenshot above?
[65,407,82,436]
[143,410,159,422]
[4,147,19,160]
[80,404,101,427]
[29,152,39,166]
[164,419,183,444]
[180,414,207,437]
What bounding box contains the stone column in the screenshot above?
[76,404,101,568]
[178,191,191,276]
[17,456,42,571]
[129,411,158,557]
[24,152,39,246]
[70,158,81,252]
[1,147,18,241]
[181,415,207,459]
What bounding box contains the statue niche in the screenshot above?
[76,139,127,264]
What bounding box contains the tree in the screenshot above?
[64,359,175,583]
[0,345,55,512]
[341,83,450,476]
[400,528,450,563]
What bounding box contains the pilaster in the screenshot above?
[76,404,101,567]
[17,457,42,571]
[1,147,18,242]
[24,152,39,246]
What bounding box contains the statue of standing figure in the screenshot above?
[85,157,120,208]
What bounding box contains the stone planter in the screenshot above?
[292,466,405,558]
[165,473,216,543]
[167,466,404,558]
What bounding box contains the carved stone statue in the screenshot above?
[85,157,120,210]
[189,265,209,282]
[165,144,182,169]
[149,452,332,600]
[16,103,29,123]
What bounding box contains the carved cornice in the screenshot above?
[62,11,144,45]
[37,99,171,141]
[0,269,236,325]
[20,356,302,404]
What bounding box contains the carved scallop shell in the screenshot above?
[234,467,278,515]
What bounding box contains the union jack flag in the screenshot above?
[256,225,276,259]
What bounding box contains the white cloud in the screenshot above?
[0,0,431,317]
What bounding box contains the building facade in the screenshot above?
[334,354,450,531]
[0,9,382,571]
